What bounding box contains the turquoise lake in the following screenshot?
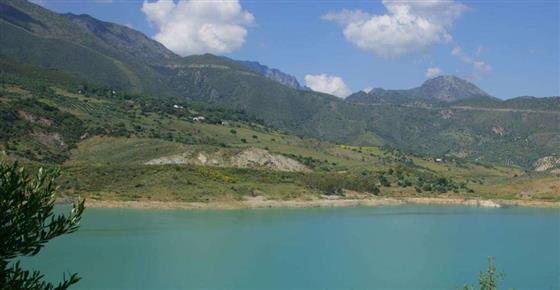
[23,206,559,290]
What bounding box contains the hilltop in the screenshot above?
[347,75,494,105]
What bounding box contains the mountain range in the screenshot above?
[0,0,559,169]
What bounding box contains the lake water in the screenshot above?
[22,206,559,290]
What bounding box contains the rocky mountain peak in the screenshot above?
[415,75,491,102]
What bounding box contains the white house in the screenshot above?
[192,116,205,122]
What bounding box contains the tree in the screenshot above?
[0,161,85,290]
[378,174,390,187]
[460,257,509,290]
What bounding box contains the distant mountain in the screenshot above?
[237,61,302,90]
[347,75,493,105]
[412,75,492,101]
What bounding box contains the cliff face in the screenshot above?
[237,60,302,89]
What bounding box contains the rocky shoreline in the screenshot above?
[82,196,560,210]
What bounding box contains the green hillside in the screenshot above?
[3,73,557,203]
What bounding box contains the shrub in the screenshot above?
[460,257,507,290]
[302,173,381,195]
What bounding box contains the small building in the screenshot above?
[435,158,443,163]
[192,116,205,122]
[173,104,184,109]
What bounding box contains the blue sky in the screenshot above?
[41,0,559,99]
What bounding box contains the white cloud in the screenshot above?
[322,0,467,58]
[451,46,462,56]
[476,45,486,56]
[452,46,492,79]
[425,67,442,78]
[142,0,254,56]
[304,74,351,98]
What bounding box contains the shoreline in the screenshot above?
[82,196,560,210]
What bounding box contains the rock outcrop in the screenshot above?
[145,147,310,172]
